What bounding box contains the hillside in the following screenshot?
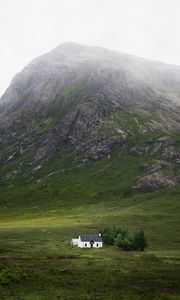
[0,43,180,299]
[0,43,180,186]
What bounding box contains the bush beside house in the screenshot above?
[100,227,148,251]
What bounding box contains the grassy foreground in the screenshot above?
[0,148,180,299]
[0,191,180,300]
[0,225,180,300]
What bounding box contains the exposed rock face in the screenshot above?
[139,160,171,174]
[76,134,127,161]
[135,172,180,190]
[0,43,180,189]
[130,137,176,156]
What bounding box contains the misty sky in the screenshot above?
[0,0,180,97]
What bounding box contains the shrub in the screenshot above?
[100,226,124,245]
[101,227,148,251]
[115,234,132,251]
[100,227,115,245]
[132,230,148,251]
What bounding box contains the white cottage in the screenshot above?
[71,234,103,248]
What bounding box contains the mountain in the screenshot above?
[0,42,180,300]
[0,42,180,191]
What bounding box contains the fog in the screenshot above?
[0,0,180,97]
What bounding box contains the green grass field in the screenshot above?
[0,222,180,299]
[0,145,180,299]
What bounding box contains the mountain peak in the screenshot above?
[53,42,92,55]
[0,42,179,192]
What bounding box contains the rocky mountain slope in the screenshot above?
[0,43,180,190]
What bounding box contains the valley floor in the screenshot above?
[0,150,179,299]
[0,217,180,300]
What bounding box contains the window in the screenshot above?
[85,243,87,247]
[96,243,98,247]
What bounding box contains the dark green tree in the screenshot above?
[115,231,133,251]
[138,230,148,251]
[132,230,148,251]
[115,234,130,251]
[101,227,148,251]
[101,228,115,245]
[101,226,123,245]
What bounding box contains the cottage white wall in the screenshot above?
[78,241,91,248]
[94,242,103,248]
[71,239,79,246]
[78,241,103,248]
[71,236,103,248]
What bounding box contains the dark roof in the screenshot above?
[80,235,102,242]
